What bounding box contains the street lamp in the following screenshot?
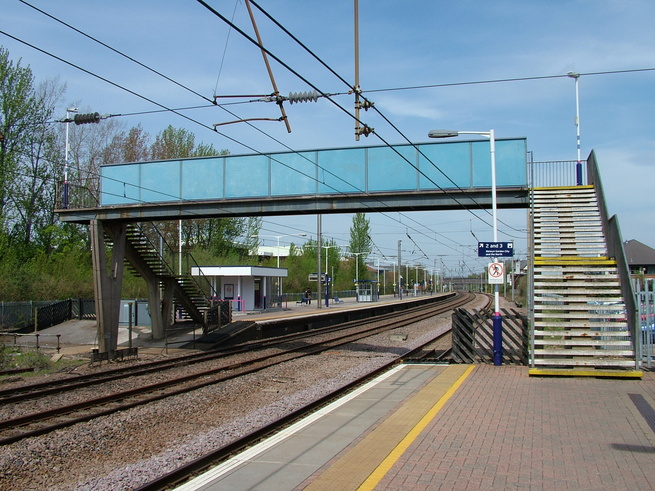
[252,233,307,306]
[428,129,502,365]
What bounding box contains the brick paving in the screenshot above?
[376,365,655,490]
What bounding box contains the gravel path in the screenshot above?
[0,297,487,490]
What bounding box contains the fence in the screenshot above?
[0,332,63,353]
[636,278,655,368]
[452,307,529,365]
[529,160,585,188]
[0,299,97,333]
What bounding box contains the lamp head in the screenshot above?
[428,130,459,139]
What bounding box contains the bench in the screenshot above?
[296,297,310,305]
[333,297,344,304]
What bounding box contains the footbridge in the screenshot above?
[56,139,640,374]
[58,138,529,222]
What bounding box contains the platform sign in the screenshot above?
[478,241,514,258]
[308,273,327,282]
[488,262,505,285]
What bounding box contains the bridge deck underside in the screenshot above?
[58,187,528,223]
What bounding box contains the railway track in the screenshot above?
[0,292,474,446]
[0,293,461,406]
[136,293,483,490]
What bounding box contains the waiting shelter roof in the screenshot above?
[190,266,288,278]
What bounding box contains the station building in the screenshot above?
[191,265,287,312]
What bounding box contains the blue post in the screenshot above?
[576,161,583,186]
[493,314,503,366]
[325,276,329,307]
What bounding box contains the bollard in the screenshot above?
[493,313,503,366]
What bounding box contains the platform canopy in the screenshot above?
[190,266,288,278]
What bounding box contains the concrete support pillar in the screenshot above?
[91,220,127,354]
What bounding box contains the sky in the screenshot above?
[2,0,654,276]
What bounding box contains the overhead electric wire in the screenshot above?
[194,0,520,254]
[6,3,529,261]
[363,67,655,94]
[1,27,449,258]
[18,0,214,105]
[188,1,490,257]
[214,0,241,97]
[233,0,522,237]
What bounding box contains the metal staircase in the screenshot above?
[530,185,639,375]
[122,224,211,323]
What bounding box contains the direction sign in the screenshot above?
[308,273,328,282]
[478,241,514,258]
[488,262,505,284]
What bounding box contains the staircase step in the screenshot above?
[528,368,642,378]
[530,358,637,367]
[534,295,624,303]
[534,321,628,329]
[534,328,630,336]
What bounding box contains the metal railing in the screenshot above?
[529,160,585,188]
[587,151,638,367]
[635,278,655,367]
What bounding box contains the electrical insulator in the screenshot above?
[73,112,101,125]
[287,90,319,104]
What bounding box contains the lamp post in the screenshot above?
[344,249,365,301]
[322,244,339,306]
[253,233,307,306]
[567,71,583,186]
[63,107,78,208]
[429,129,502,365]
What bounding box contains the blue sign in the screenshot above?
[478,242,514,258]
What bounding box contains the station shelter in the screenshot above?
[190,266,287,312]
[356,280,379,302]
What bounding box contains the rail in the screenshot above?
[587,151,638,367]
[529,160,585,188]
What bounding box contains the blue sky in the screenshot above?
[2,0,654,275]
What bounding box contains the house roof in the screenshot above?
[623,239,655,266]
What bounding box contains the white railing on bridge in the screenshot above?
[529,160,585,188]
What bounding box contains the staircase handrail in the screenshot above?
[184,251,219,300]
[587,152,638,359]
[133,222,178,277]
[132,223,214,305]
[530,160,582,188]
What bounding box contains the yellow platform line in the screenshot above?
[304,364,475,491]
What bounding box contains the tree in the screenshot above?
[0,48,51,239]
[348,213,372,279]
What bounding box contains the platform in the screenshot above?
[178,363,655,490]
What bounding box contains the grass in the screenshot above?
[0,345,86,380]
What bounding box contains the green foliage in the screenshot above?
[0,48,267,302]
[282,238,341,295]
[0,346,51,371]
[348,213,372,279]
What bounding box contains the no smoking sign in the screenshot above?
[488,262,504,284]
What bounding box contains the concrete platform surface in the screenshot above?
[180,364,655,491]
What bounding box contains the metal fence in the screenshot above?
[636,278,655,368]
[0,299,96,332]
[529,160,585,188]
